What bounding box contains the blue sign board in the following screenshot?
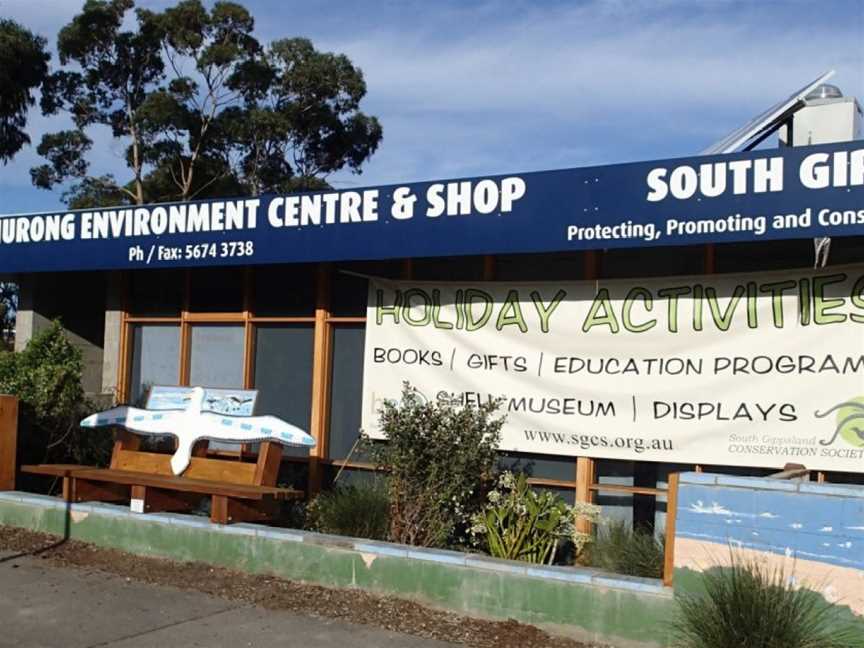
[1,142,862,273]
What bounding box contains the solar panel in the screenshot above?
[701,70,835,154]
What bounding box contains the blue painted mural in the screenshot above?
[673,472,864,615]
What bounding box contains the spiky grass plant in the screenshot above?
[589,519,665,578]
[673,551,864,648]
[306,478,390,541]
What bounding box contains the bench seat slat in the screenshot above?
[21,464,93,478]
[70,468,300,500]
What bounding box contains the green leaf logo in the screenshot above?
[815,398,864,447]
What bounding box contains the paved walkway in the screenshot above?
[0,551,457,648]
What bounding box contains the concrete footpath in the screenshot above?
[0,551,458,648]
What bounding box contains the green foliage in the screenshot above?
[589,519,665,578]
[34,0,165,204]
[0,19,50,162]
[62,175,131,210]
[306,479,390,541]
[367,384,504,548]
[225,37,382,195]
[31,130,92,189]
[33,0,382,205]
[0,321,111,467]
[0,283,17,345]
[469,472,600,565]
[673,552,864,648]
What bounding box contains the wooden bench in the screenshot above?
[22,387,303,525]
[23,434,301,524]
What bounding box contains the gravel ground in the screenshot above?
[0,526,612,648]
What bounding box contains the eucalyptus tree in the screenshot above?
[31,0,164,204]
[0,19,50,162]
[32,0,382,207]
[224,37,383,195]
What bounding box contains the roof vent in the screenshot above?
[806,83,843,100]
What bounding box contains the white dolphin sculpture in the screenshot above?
[81,386,315,475]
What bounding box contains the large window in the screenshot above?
[253,324,315,457]
[189,325,244,388]
[122,249,864,504]
[123,265,318,463]
[128,324,180,404]
[327,325,366,460]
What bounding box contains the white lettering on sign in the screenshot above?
[646,148,864,202]
[800,150,864,189]
[426,177,526,217]
[267,190,380,228]
[646,158,784,202]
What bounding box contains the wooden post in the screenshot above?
[703,244,716,274]
[0,395,19,490]
[308,263,333,494]
[575,250,600,533]
[575,456,595,534]
[253,441,283,487]
[663,472,680,587]
[482,255,496,280]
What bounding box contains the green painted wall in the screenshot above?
[0,495,676,647]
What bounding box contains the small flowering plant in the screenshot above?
[469,471,601,565]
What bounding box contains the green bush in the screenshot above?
[0,321,110,468]
[367,383,504,548]
[469,471,600,564]
[589,519,665,578]
[306,478,390,541]
[673,552,864,648]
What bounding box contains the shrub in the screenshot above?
[305,479,390,541]
[367,383,504,548]
[0,321,110,468]
[469,471,600,564]
[589,519,665,578]
[673,551,864,648]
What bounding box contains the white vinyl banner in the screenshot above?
[361,266,864,472]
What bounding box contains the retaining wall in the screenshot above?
[0,491,675,647]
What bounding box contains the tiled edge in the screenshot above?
[81,502,131,517]
[591,573,669,596]
[682,474,864,499]
[465,555,528,576]
[3,491,65,508]
[354,540,409,559]
[301,530,358,549]
[798,482,864,499]
[0,492,670,598]
[714,475,798,491]
[255,526,304,543]
[211,522,260,537]
[156,512,213,528]
[406,546,467,566]
[679,472,717,485]
[525,564,596,585]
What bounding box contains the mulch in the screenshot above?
[0,525,611,648]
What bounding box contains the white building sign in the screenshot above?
[361,266,864,472]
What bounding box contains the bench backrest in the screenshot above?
[145,385,258,415]
[111,385,282,487]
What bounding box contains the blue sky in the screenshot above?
[1,0,862,214]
